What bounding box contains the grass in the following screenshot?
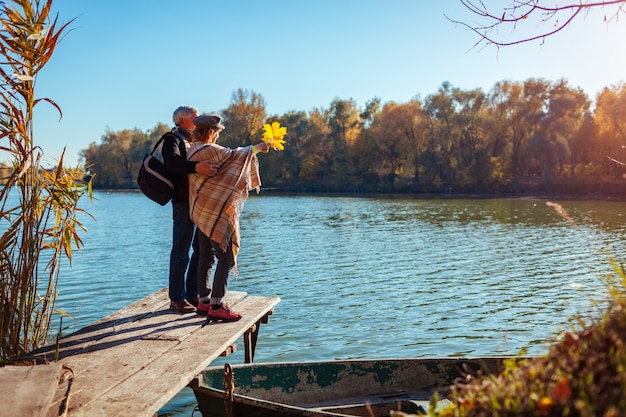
[424,273,626,417]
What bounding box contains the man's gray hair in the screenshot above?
[172,105,199,126]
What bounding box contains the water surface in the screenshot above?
[50,192,626,415]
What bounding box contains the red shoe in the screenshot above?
[207,303,242,323]
[196,302,210,316]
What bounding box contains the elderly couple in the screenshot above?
[161,105,269,322]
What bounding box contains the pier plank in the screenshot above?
[73,295,280,417]
[0,363,62,417]
[26,288,171,363]
[18,289,279,417]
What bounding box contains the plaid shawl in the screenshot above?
[187,142,261,269]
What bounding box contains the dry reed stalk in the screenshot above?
[0,0,91,361]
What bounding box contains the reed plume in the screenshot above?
[0,0,91,361]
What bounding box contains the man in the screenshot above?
[162,105,216,313]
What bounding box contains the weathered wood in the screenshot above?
[18,289,279,417]
[25,288,171,364]
[0,363,62,417]
[220,344,237,357]
[70,295,279,417]
[244,309,274,363]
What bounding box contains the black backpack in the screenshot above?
[136,131,183,205]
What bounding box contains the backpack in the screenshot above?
[136,131,183,205]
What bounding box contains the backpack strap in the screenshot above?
[149,130,186,155]
[149,133,170,155]
[170,130,186,142]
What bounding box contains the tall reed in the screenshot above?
[0,0,91,361]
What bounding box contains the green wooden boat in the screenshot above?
[191,357,510,417]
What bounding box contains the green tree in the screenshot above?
[299,108,331,186]
[423,82,457,186]
[569,111,599,175]
[451,87,487,187]
[359,97,381,129]
[402,100,428,185]
[536,80,589,179]
[502,79,550,186]
[326,99,361,189]
[485,81,514,160]
[482,81,516,185]
[264,111,312,185]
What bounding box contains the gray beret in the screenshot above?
[193,114,225,130]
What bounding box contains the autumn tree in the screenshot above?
[220,88,266,148]
[353,103,392,184]
[594,83,626,175]
[78,77,626,194]
[357,100,425,186]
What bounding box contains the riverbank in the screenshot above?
[102,175,626,201]
[266,176,626,200]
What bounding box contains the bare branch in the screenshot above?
[447,0,626,48]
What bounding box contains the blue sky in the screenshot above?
[30,1,626,166]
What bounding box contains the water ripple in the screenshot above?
[38,193,626,415]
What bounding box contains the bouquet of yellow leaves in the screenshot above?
[262,121,287,151]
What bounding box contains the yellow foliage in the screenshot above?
[262,121,287,151]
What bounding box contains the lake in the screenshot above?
[50,191,626,416]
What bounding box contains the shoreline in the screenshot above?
[95,187,626,202]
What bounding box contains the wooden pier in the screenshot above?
[8,288,280,417]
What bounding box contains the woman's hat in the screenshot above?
[193,114,225,129]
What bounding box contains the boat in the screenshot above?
[190,357,513,417]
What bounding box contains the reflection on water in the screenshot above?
[49,192,626,416]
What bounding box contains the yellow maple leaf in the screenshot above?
[262,121,287,151]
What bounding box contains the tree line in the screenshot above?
[81,80,626,196]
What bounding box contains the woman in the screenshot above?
[187,113,270,322]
